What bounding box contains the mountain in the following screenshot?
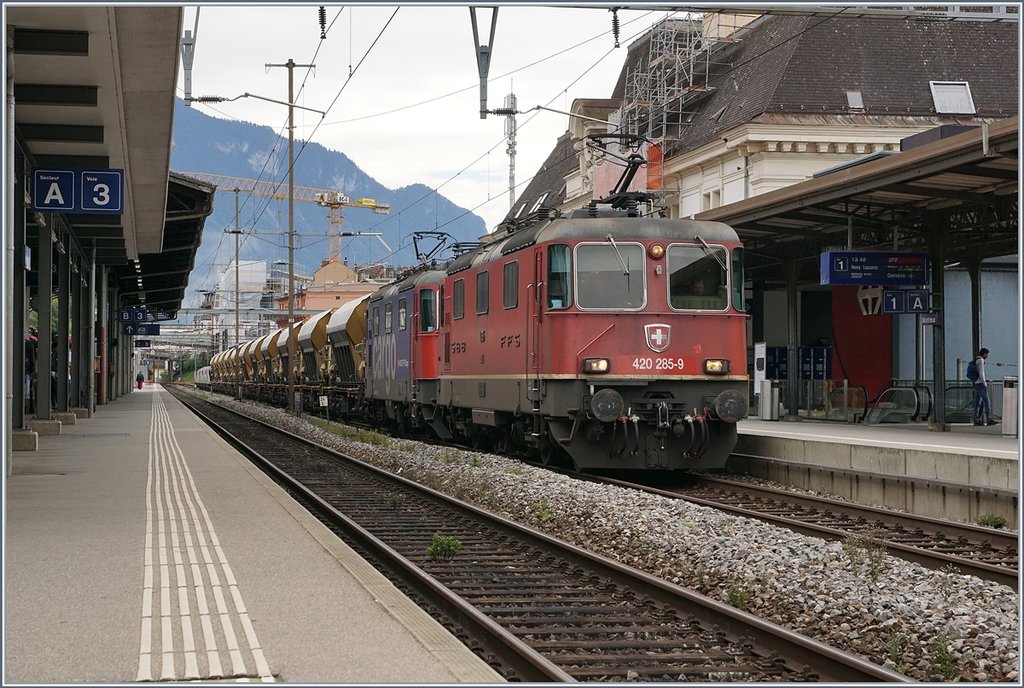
[169,99,486,303]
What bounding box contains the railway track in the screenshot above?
[168,387,907,683]
[591,473,1019,590]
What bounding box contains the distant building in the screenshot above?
[274,261,394,326]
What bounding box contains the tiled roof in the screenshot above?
[661,14,1016,154]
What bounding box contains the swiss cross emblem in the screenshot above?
[644,323,671,353]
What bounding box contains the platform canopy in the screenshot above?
[9,6,212,318]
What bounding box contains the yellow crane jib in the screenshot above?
[181,171,392,262]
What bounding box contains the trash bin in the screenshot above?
[1002,377,1017,438]
[760,379,780,421]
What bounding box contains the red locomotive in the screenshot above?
[206,148,749,472]
[360,209,748,470]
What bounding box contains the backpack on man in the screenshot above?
[965,359,980,382]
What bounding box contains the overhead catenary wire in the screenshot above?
[189,8,659,287]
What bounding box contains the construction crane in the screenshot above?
[182,172,391,263]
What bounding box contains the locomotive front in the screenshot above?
[535,214,748,471]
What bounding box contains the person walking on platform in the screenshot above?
[136,371,145,390]
[973,348,998,426]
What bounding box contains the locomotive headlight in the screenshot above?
[704,358,730,375]
[648,243,665,260]
[582,357,610,374]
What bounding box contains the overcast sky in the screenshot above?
[178,4,664,233]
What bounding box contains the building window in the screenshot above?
[846,90,864,110]
[503,262,518,309]
[476,271,489,315]
[929,81,976,114]
[453,279,465,319]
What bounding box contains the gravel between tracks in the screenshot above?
[209,394,1019,682]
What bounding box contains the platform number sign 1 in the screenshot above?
[882,290,906,314]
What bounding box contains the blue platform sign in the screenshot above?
[119,307,148,322]
[32,170,75,211]
[32,168,124,214]
[882,290,906,314]
[907,290,930,313]
[80,170,123,213]
[820,251,929,286]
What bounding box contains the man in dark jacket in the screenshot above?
[973,348,998,426]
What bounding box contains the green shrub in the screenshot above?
[532,498,553,522]
[426,533,462,560]
[976,514,1007,529]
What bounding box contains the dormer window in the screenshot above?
[846,90,864,111]
[929,81,976,114]
[530,192,549,213]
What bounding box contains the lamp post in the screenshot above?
[266,58,314,413]
[193,64,322,412]
[232,188,241,348]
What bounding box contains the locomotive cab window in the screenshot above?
[547,244,571,310]
[372,306,380,335]
[667,244,729,311]
[575,242,645,310]
[731,248,746,312]
[398,298,407,330]
[418,290,436,332]
[384,303,393,333]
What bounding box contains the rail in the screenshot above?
[169,386,909,682]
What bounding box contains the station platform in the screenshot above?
[733,417,1020,524]
[4,384,503,684]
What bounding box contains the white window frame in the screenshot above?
[929,81,976,114]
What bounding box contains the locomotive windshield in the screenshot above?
[575,243,645,310]
[668,244,729,311]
